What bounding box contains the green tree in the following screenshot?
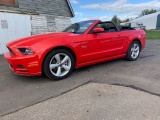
[122,18,130,23]
[140,9,157,17]
[111,15,121,24]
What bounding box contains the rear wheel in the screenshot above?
[126,41,140,61]
[43,49,74,80]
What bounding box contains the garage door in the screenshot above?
[0,12,31,54]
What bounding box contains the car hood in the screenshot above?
[7,32,73,47]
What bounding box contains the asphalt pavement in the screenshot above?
[2,83,160,120]
[0,40,160,118]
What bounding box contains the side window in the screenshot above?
[95,23,103,28]
[107,23,118,32]
[94,23,109,32]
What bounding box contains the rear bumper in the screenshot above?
[4,52,41,76]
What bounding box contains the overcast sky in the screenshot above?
[69,0,160,22]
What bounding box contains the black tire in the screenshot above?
[43,49,75,80]
[126,41,141,61]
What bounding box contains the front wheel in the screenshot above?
[43,49,75,80]
[126,41,140,61]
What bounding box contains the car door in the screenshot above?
[85,22,126,62]
[99,32,126,57]
[77,23,110,64]
[76,34,103,64]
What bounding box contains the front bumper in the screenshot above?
[4,52,41,76]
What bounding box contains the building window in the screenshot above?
[0,0,16,6]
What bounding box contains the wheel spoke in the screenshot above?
[133,44,137,49]
[61,56,69,64]
[55,54,61,63]
[135,47,139,51]
[135,51,139,56]
[50,64,59,69]
[131,52,134,57]
[56,67,62,76]
[62,65,70,71]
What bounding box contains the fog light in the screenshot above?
[18,65,25,68]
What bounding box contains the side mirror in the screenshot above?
[93,28,104,33]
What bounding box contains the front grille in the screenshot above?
[7,47,14,56]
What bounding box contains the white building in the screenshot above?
[129,12,160,30]
[0,0,74,54]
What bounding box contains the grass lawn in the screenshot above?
[146,30,160,40]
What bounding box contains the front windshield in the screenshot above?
[63,20,96,34]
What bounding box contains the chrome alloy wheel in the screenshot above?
[49,53,71,77]
[131,43,140,59]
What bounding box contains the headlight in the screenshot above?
[18,48,34,55]
[7,47,14,56]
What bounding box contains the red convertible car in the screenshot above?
[4,20,146,80]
